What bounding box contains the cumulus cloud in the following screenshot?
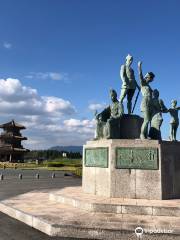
[0,78,94,149]
[64,118,95,129]
[3,42,12,49]
[43,96,75,115]
[25,72,68,81]
[0,78,37,102]
[22,116,95,149]
[88,103,106,111]
[0,78,75,116]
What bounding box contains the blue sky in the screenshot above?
[0,0,179,149]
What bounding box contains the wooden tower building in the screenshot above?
[0,120,29,162]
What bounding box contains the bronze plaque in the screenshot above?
[116,147,159,170]
[85,147,108,168]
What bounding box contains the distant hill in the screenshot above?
[49,146,83,154]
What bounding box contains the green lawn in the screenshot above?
[0,158,82,176]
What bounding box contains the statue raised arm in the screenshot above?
[138,61,155,139]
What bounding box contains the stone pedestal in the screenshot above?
[82,139,180,200]
[120,114,143,139]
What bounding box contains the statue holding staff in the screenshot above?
[120,54,140,114]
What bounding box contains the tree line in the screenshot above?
[25,150,82,160]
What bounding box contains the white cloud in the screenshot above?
[0,78,37,102]
[22,116,95,149]
[64,118,94,128]
[88,103,106,111]
[0,78,75,116]
[3,42,12,49]
[0,78,94,149]
[25,72,68,81]
[43,96,75,115]
[49,72,68,81]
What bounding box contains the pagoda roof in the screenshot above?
[0,133,27,140]
[0,143,29,153]
[13,148,30,152]
[0,143,12,151]
[0,120,26,129]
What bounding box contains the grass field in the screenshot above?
[0,158,82,176]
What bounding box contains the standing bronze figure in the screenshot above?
[120,54,140,114]
[138,61,155,139]
[149,89,168,140]
[169,100,180,141]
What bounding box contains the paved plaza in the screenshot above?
[0,169,179,240]
[0,169,81,240]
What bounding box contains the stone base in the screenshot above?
[50,187,180,217]
[0,187,180,239]
[120,114,143,139]
[83,139,180,200]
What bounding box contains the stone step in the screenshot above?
[0,189,179,239]
[49,187,180,217]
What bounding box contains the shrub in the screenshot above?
[47,162,65,167]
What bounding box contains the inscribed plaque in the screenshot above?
[85,147,108,168]
[116,147,158,169]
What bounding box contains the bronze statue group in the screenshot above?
[95,54,180,141]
